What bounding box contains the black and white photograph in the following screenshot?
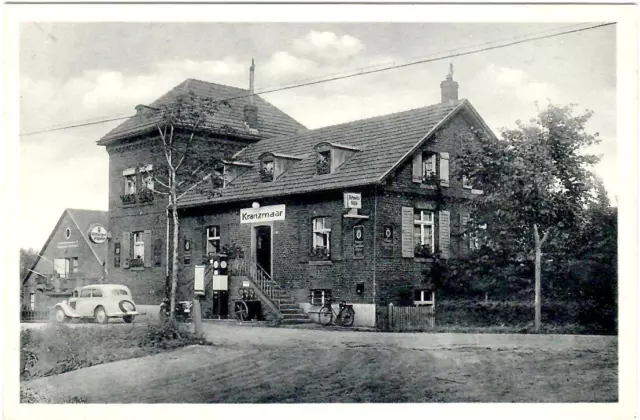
[2,3,637,418]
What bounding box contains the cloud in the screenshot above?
[293,31,364,61]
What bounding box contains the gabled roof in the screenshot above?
[97,78,307,145]
[23,209,108,284]
[179,99,481,208]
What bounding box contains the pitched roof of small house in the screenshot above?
[97,78,307,145]
[179,98,491,208]
[23,209,108,284]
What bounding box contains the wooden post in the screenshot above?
[388,303,393,330]
[193,297,203,336]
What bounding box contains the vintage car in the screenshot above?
[53,284,139,324]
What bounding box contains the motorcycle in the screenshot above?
[159,298,193,322]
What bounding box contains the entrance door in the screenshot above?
[255,225,272,276]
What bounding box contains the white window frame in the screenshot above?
[311,289,332,306]
[312,217,331,253]
[414,210,435,253]
[462,176,473,189]
[422,153,437,181]
[206,226,221,255]
[124,174,137,195]
[29,292,35,310]
[141,171,154,191]
[414,289,435,306]
[53,258,70,278]
[132,231,145,261]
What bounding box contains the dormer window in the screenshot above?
[223,160,253,187]
[317,151,331,175]
[314,142,360,175]
[258,152,303,182]
[259,159,274,182]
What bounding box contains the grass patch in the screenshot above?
[21,320,211,383]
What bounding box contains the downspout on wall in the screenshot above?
[372,185,378,321]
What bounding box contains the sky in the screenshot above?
[18,22,616,251]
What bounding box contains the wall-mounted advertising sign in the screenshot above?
[184,239,192,265]
[194,265,205,296]
[343,192,362,209]
[354,225,364,259]
[89,225,108,244]
[382,224,394,257]
[240,204,286,224]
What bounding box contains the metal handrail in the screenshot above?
[230,259,284,309]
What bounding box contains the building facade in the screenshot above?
[22,209,108,311]
[100,65,492,326]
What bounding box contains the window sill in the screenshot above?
[414,257,434,263]
[129,266,145,271]
[419,184,437,190]
[308,260,333,266]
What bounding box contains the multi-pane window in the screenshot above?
[422,153,437,181]
[462,176,473,189]
[414,289,435,305]
[206,226,221,255]
[311,289,332,306]
[132,231,145,261]
[312,217,331,252]
[142,172,154,191]
[53,257,78,278]
[317,150,331,175]
[124,175,137,194]
[414,210,435,253]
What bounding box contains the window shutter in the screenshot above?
[122,232,131,268]
[330,216,343,260]
[412,153,423,183]
[439,152,450,187]
[438,210,451,259]
[401,207,414,258]
[143,230,152,267]
[221,223,230,248]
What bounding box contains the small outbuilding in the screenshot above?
[22,209,109,311]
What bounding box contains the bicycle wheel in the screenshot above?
[340,308,355,327]
[318,306,333,326]
[235,301,249,321]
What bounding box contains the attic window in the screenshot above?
[314,142,360,175]
[317,151,331,175]
[260,159,274,182]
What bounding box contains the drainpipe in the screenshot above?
[372,185,378,315]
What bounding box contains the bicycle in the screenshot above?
[318,299,355,327]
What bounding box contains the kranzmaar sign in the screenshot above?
[240,205,286,224]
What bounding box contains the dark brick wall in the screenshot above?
[104,134,247,305]
[102,111,482,308]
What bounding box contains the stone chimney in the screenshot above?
[440,63,459,104]
[244,58,259,129]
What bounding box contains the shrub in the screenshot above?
[21,320,211,381]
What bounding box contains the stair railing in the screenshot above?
[230,259,284,309]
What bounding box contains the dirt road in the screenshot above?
[23,322,617,403]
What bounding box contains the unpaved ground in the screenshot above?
[23,322,617,403]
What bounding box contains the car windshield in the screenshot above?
[112,289,129,296]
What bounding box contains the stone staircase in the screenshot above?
[230,259,311,324]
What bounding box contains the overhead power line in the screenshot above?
[20,22,614,137]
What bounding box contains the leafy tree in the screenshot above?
[455,103,601,331]
[20,248,40,301]
[140,92,237,317]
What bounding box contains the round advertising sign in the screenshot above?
[89,225,107,244]
[385,227,392,238]
[356,229,363,240]
[221,261,228,269]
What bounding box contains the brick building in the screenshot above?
[22,209,108,311]
[100,64,492,326]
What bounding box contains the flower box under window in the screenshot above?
[128,257,145,268]
[259,166,274,182]
[414,243,434,259]
[120,194,137,205]
[310,246,330,261]
[137,188,154,204]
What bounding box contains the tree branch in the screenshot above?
[176,174,212,202]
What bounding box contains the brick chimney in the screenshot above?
[440,63,459,104]
[244,59,259,129]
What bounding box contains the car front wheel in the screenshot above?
[54,308,69,323]
[94,306,109,324]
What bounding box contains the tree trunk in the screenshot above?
[170,201,180,318]
[533,224,549,333]
[534,240,542,332]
